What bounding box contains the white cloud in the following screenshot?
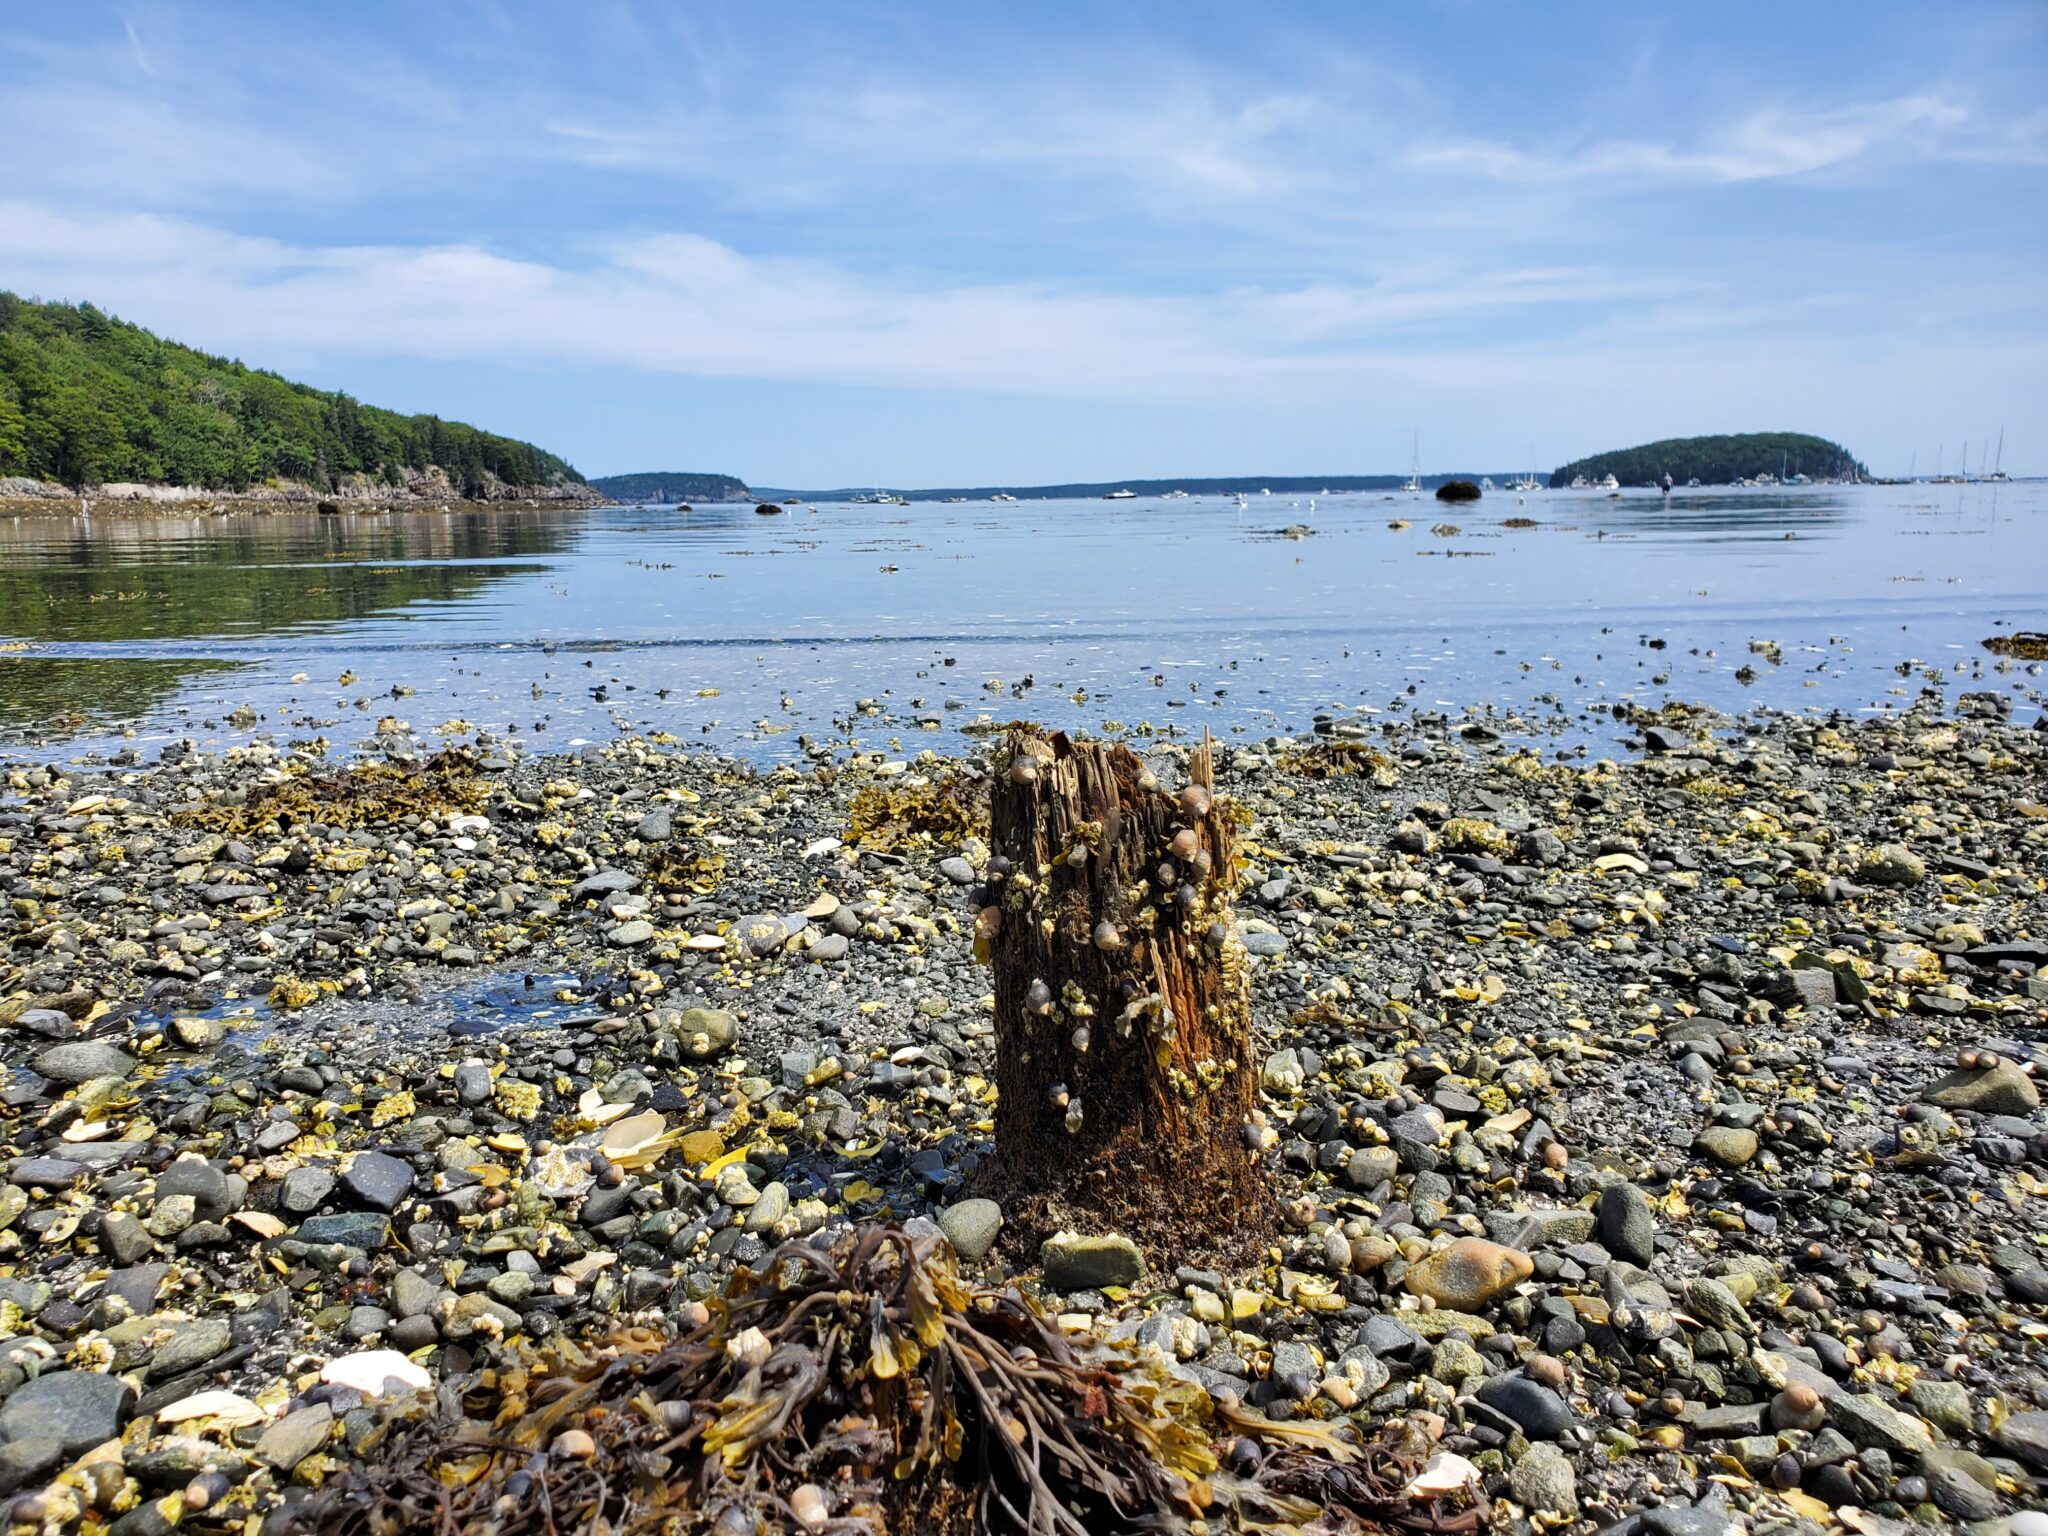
[1411,94,1971,185]
[0,200,1677,399]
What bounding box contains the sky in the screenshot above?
[1,1,2043,484]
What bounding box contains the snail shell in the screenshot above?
[1169,828,1199,860]
[1179,785,1211,817]
[1026,979,1053,1014]
[1092,920,1122,951]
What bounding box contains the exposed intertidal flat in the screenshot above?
[2,702,2047,1533]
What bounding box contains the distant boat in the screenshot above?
[1163,489,1190,499]
[944,496,967,503]
[1405,432,1422,495]
[990,492,1017,502]
[1984,427,2009,481]
[1480,477,1495,492]
[1104,488,1137,500]
[1234,493,1249,509]
[1598,473,1619,490]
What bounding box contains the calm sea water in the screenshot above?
[2,483,2042,761]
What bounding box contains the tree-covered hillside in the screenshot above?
[0,293,583,494]
[587,471,754,503]
[1550,433,1864,488]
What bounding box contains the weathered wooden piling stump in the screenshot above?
[986,727,1272,1261]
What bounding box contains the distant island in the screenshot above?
[587,471,755,504]
[0,293,588,504]
[1549,432,1864,488]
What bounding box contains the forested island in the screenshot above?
[586,471,754,503]
[0,293,586,500]
[1550,432,1864,488]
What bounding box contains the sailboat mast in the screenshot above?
[1994,427,2004,476]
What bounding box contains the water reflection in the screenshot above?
[0,484,2040,759]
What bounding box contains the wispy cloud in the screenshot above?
[0,201,1684,398]
[1410,94,1972,184]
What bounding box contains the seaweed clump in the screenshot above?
[297,1225,1473,1536]
[171,749,489,836]
[1275,742,1397,784]
[845,774,988,850]
[1982,631,2048,660]
[643,840,727,895]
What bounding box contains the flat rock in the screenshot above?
[1920,1061,2040,1116]
[340,1150,414,1212]
[150,1317,233,1379]
[1829,1391,1933,1458]
[155,1159,234,1220]
[297,1211,393,1250]
[31,1040,135,1084]
[0,1370,135,1455]
[256,1404,334,1471]
[1041,1231,1143,1291]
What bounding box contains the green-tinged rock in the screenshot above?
[1829,1391,1933,1458]
[256,1404,334,1471]
[297,1212,392,1250]
[1041,1231,1143,1291]
[937,1199,1003,1261]
[1694,1126,1759,1167]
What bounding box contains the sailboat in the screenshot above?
[1404,433,1422,496]
[1985,427,2009,482]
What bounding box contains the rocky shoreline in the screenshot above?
[0,474,607,520]
[2,704,2046,1532]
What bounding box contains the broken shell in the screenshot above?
[975,906,1002,940]
[321,1349,433,1398]
[790,1485,830,1530]
[1406,1452,1481,1499]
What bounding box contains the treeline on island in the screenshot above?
[0,293,584,496]
[1550,432,1864,488]
[586,471,754,503]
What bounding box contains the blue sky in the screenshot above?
[2,2,2043,483]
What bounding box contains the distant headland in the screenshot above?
[0,293,592,507]
[586,471,755,504]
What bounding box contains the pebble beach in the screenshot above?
[3,693,2046,1532]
